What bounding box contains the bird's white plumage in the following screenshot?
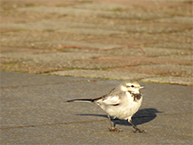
[121,85,128,91]
[101,95,121,105]
[67,80,145,132]
[96,91,142,120]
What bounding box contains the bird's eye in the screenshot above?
[131,85,134,88]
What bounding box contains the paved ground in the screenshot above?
[1,71,192,144]
[0,0,193,144]
[0,0,192,85]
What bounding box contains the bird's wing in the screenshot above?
[93,87,122,105]
[102,95,121,105]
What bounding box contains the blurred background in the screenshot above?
[1,0,192,85]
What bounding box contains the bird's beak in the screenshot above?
[139,86,144,89]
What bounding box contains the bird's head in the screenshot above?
[120,81,144,94]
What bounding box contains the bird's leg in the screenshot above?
[107,114,121,132]
[128,119,145,133]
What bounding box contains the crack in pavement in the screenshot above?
[1,112,192,130]
[0,119,108,130]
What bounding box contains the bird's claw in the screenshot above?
[109,127,122,132]
[133,128,146,133]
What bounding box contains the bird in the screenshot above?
[67,80,145,133]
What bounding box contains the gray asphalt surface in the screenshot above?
[1,71,192,144]
[1,0,193,144]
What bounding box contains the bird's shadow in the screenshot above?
[77,108,162,127]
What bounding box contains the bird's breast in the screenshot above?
[103,93,143,119]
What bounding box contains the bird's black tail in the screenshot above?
[67,99,94,102]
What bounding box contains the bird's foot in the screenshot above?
[109,127,122,132]
[133,128,146,133]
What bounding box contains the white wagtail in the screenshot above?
[67,80,145,133]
